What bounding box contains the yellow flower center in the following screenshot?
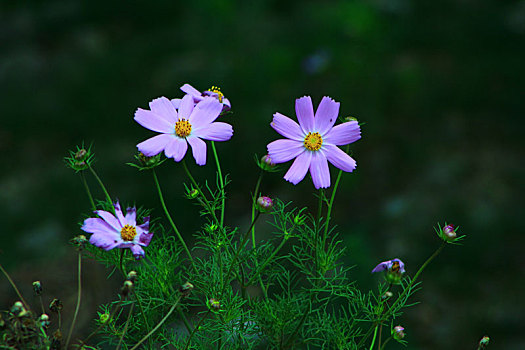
[175,119,192,138]
[120,224,137,241]
[304,132,323,151]
[209,86,224,103]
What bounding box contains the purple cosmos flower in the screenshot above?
[371,258,406,274]
[81,201,153,260]
[267,96,361,189]
[171,83,231,111]
[135,94,233,165]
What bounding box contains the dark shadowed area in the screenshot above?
[1,0,524,348]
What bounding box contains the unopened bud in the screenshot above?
[49,298,63,313]
[33,281,43,296]
[179,282,194,298]
[127,271,138,283]
[74,149,87,160]
[99,312,110,324]
[345,116,358,122]
[256,196,273,213]
[72,235,88,249]
[382,291,393,300]
[187,188,200,199]
[40,313,50,328]
[11,301,25,315]
[443,224,457,240]
[120,280,134,297]
[207,298,221,312]
[259,154,276,172]
[478,336,490,349]
[393,325,405,340]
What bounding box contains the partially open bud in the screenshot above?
[478,335,490,349]
[207,298,221,312]
[179,282,194,298]
[127,271,138,283]
[120,280,134,297]
[372,258,406,285]
[393,325,405,340]
[33,281,43,296]
[256,196,274,213]
[39,313,50,328]
[443,224,457,240]
[259,154,276,172]
[49,298,63,313]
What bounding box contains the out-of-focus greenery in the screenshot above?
[0,0,523,348]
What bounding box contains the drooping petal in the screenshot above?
[164,137,188,162]
[371,261,389,273]
[148,97,178,124]
[134,108,174,133]
[81,217,119,236]
[125,207,137,226]
[130,245,145,260]
[324,144,357,172]
[270,112,304,141]
[138,216,150,232]
[222,97,232,110]
[314,96,340,135]
[323,121,361,146]
[89,232,121,251]
[137,134,173,156]
[284,151,312,185]
[189,98,223,128]
[180,83,202,98]
[295,96,315,133]
[187,136,207,165]
[267,139,305,163]
[178,94,195,120]
[309,152,330,189]
[138,231,153,246]
[193,122,233,141]
[114,201,126,227]
[94,210,122,232]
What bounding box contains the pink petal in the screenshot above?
[270,112,304,141]
[189,98,223,128]
[148,97,178,124]
[314,96,340,136]
[194,122,233,141]
[284,151,312,185]
[178,94,195,120]
[164,137,188,162]
[267,139,305,164]
[135,108,174,133]
[125,207,136,226]
[309,152,330,189]
[114,201,126,227]
[187,136,207,165]
[81,217,118,236]
[94,210,122,232]
[89,232,121,251]
[171,98,181,109]
[295,96,315,133]
[180,83,202,97]
[137,134,173,156]
[324,144,356,172]
[130,245,145,260]
[138,231,153,246]
[323,121,361,146]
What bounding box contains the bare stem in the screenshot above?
[116,302,135,350]
[0,263,31,311]
[65,250,82,349]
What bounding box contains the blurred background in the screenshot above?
[1,0,524,348]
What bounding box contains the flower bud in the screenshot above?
[39,313,50,328]
[127,271,138,283]
[443,224,457,240]
[33,281,43,296]
[478,335,490,349]
[99,312,110,324]
[393,325,405,340]
[256,196,273,213]
[179,282,194,298]
[259,154,276,172]
[74,149,88,160]
[345,116,358,122]
[71,235,88,249]
[120,280,134,297]
[186,188,200,199]
[11,301,25,315]
[49,298,63,313]
[382,291,393,300]
[65,145,94,172]
[207,298,221,312]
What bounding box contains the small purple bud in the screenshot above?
[74,149,87,160]
[443,224,457,240]
[393,325,405,340]
[256,196,274,213]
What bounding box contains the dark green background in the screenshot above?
[1,0,523,348]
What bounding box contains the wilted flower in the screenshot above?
[267,96,361,189]
[135,95,233,165]
[172,83,231,111]
[256,196,274,213]
[81,201,153,260]
[372,258,406,284]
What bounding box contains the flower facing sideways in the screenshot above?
[372,258,406,284]
[267,96,361,189]
[172,83,231,111]
[135,94,233,165]
[81,201,153,260]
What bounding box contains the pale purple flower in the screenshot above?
[135,94,233,165]
[81,201,153,260]
[371,258,406,274]
[171,83,231,111]
[267,96,361,189]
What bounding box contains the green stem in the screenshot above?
[130,297,181,350]
[246,236,289,286]
[80,171,96,211]
[323,144,349,240]
[211,141,225,227]
[134,291,153,348]
[283,297,312,348]
[116,302,134,350]
[178,308,193,334]
[184,310,211,350]
[251,170,264,249]
[182,159,219,223]
[369,325,379,350]
[65,250,82,349]
[0,263,31,311]
[88,165,112,207]
[380,337,392,350]
[316,189,324,224]
[152,169,196,270]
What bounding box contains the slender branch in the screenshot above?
[251,170,264,248]
[0,263,31,311]
[65,250,82,349]
[323,144,349,239]
[182,159,219,223]
[116,302,134,350]
[80,171,96,211]
[152,169,196,270]
[184,310,211,350]
[369,325,379,350]
[245,236,288,286]
[88,165,112,207]
[211,141,225,226]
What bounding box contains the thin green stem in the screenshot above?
[81,300,124,345]
[369,325,379,350]
[380,337,392,350]
[80,171,96,211]
[130,297,181,350]
[316,189,324,224]
[283,297,312,348]
[251,170,264,249]
[182,159,219,223]
[178,308,193,334]
[65,250,82,349]
[0,263,30,311]
[134,291,153,348]
[211,141,225,226]
[184,310,211,350]
[323,144,349,240]
[88,165,112,207]
[152,169,196,270]
[116,302,134,350]
[246,236,289,286]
